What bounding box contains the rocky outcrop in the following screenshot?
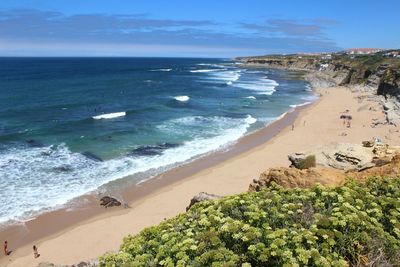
[100,196,121,208]
[290,143,375,171]
[240,54,400,96]
[240,53,400,123]
[249,153,400,192]
[249,167,346,191]
[349,154,400,180]
[377,68,400,97]
[290,142,400,172]
[186,192,222,211]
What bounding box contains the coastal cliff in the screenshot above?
[238,51,400,94]
[238,51,400,125]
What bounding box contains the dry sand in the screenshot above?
[2,86,399,267]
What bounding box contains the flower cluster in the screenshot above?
[100,177,400,266]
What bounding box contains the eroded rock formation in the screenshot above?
[186,192,222,211]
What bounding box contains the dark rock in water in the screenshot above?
[81,151,103,162]
[100,196,121,208]
[53,165,73,172]
[186,192,222,211]
[26,139,44,148]
[129,143,179,156]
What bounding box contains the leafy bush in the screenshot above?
[297,155,316,170]
[100,177,400,266]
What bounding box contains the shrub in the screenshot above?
[297,155,316,169]
[100,177,400,266]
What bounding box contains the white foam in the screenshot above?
[227,81,232,85]
[0,115,257,225]
[150,68,172,72]
[196,63,225,68]
[301,94,320,102]
[289,101,312,108]
[234,78,278,95]
[245,115,257,124]
[174,96,190,102]
[190,69,220,73]
[206,70,241,82]
[92,112,126,120]
[244,96,256,100]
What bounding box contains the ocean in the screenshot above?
[0,57,316,225]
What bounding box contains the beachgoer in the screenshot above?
[303,120,306,126]
[291,124,294,131]
[4,241,8,256]
[33,245,40,258]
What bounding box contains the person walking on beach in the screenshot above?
[292,124,294,131]
[4,240,9,256]
[33,245,40,258]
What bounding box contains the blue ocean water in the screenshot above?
[0,57,316,225]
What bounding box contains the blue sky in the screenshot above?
[0,0,399,57]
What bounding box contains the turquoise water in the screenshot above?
[0,57,315,224]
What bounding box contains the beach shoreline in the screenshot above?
[0,96,313,266]
[2,83,400,266]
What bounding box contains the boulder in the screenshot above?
[37,263,56,267]
[74,262,88,267]
[288,153,306,168]
[362,140,375,147]
[186,192,222,211]
[37,261,98,267]
[100,196,121,208]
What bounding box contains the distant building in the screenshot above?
[346,48,383,55]
[383,51,400,58]
[321,54,332,60]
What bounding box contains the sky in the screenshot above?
[0,0,399,57]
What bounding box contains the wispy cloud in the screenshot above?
[0,8,216,40]
[240,18,337,38]
[0,9,341,56]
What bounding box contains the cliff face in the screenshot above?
[240,52,400,99]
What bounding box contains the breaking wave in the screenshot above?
[0,115,257,225]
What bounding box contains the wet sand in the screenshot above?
[2,86,399,267]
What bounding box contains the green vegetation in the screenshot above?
[100,177,400,266]
[297,155,316,170]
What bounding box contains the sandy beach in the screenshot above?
[1,85,399,267]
